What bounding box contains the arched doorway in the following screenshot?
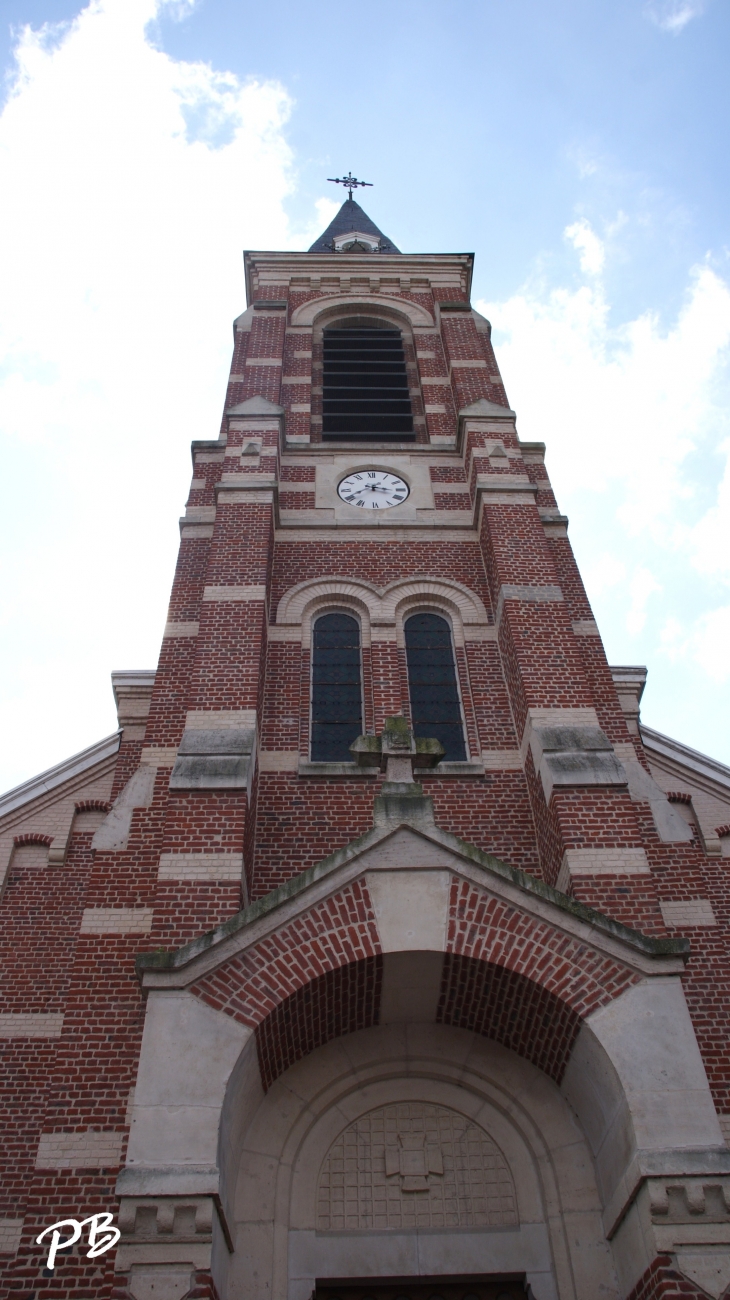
[119,816,724,1300]
[224,1019,613,1300]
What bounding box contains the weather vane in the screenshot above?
[327,172,373,200]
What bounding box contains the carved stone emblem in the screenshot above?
[384,1132,444,1191]
[317,1101,517,1231]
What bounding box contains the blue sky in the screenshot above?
[0,0,729,791]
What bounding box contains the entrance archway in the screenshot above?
[223,1020,616,1300]
[120,817,725,1300]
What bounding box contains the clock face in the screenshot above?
[337,470,409,510]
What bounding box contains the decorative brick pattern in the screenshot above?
[157,853,243,881]
[438,877,639,1079]
[279,490,316,510]
[625,1254,709,1299]
[438,952,582,1082]
[35,1129,124,1169]
[192,880,381,1027]
[0,1013,64,1038]
[660,899,717,928]
[256,955,382,1090]
[434,492,472,510]
[447,877,638,1015]
[80,907,154,934]
[430,466,467,482]
[280,465,315,482]
[0,1219,24,1255]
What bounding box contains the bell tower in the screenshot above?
[3,195,730,1300]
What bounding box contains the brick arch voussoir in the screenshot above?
[190,880,382,1033]
[444,878,640,1080]
[255,954,383,1091]
[13,832,53,848]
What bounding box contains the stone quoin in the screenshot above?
[2,195,730,1300]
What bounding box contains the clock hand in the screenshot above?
[343,481,398,497]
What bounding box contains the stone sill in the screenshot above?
[297,760,378,778]
[297,760,485,778]
[422,761,485,777]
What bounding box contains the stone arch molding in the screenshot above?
[223,1027,599,1300]
[290,294,434,329]
[276,575,491,646]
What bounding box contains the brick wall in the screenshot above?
[2,246,730,1300]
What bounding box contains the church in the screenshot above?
[2,190,730,1300]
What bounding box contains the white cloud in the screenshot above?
[0,0,329,791]
[570,149,600,180]
[481,238,730,522]
[582,554,627,597]
[626,567,662,636]
[661,606,730,683]
[478,229,730,760]
[645,0,705,33]
[313,195,341,232]
[565,219,605,276]
[680,438,730,577]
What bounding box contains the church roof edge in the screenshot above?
[0,731,121,819]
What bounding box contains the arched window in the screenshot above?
[311,612,363,762]
[405,613,466,761]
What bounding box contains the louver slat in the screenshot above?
[322,328,415,441]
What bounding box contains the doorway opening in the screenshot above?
[314,1277,530,1300]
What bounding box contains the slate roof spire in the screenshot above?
[308,197,400,254]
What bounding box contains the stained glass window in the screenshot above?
[311,612,363,762]
[405,613,466,761]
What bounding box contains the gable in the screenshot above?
[0,732,119,892]
[138,817,686,1087]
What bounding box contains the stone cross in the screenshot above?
[350,716,444,785]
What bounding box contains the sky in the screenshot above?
[0,0,729,793]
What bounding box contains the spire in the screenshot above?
[308,198,400,254]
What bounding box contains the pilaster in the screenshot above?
[468,409,658,909]
[148,403,283,946]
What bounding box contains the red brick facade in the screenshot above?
[1,214,729,1300]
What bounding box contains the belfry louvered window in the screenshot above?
[322,324,414,441]
[405,613,466,761]
[311,613,363,762]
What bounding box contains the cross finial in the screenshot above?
[327,171,373,200]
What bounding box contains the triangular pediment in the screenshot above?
[137,814,686,994]
[226,396,284,417]
[459,397,516,420]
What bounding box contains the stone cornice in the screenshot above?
[642,724,730,797]
[243,250,474,305]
